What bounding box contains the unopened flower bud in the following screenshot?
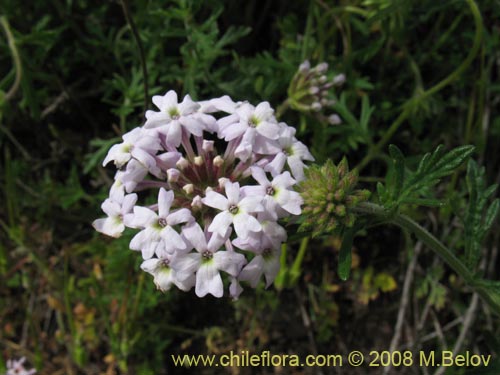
[309,86,320,95]
[298,158,370,237]
[191,195,203,209]
[202,140,214,152]
[299,60,311,72]
[213,155,224,167]
[176,157,188,170]
[194,156,204,166]
[333,73,346,86]
[311,102,322,111]
[183,184,194,195]
[167,168,180,183]
[218,177,229,189]
[328,114,342,125]
[315,62,328,74]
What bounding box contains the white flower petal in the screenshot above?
[131,206,157,228]
[129,229,147,250]
[208,211,233,236]
[160,225,186,251]
[214,251,246,276]
[158,188,174,218]
[239,256,264,288]
[122,193,138,213]
[144,111,170,128]
[92,217,124,238]
[256,121,279,140]
[181,222,207,252]
[140,258,161,273]
[250,167,270,187]
[101,199,121,217]
[224,181,240,204]
[167,208,193,226]
[265,152,287,176]
[238,196,264,213]
[233,213,261,239]
[202,191,228,211]
[277,190,303,215]
[195,261,223,298]
[263,252,280,288]
[171,252,201,280]
[166,120,182,147]
[254,101,274,121]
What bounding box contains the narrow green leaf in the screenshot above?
[338,227,355,281]
[360,95,374,133]
[482,199,499,236]
[401,197,443,207]
[388,144,405,201]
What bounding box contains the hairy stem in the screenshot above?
[354,202,499,315]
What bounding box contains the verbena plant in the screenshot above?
[1,0,500,373]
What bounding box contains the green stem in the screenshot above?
[355,202,499,314]
[358,0,483,171]
[0,16,22,101]
[119,0,149,111]
[290,237,310,284]
[275,99,290,120]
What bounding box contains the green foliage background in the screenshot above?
[0,0,499,373]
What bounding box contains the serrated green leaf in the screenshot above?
[400,145,474,205]
[464,160,498,271]
[338,227,355,281]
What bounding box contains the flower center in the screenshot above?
[266,186,275,196]
[158,218,168,227]
[202,250,213,260]
[248,115,259,128]
[262,248,272,259]
[168,107,180,119]
[159,258,170,267]
[229,204,239,214]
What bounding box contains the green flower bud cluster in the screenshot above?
[299,158,370,237]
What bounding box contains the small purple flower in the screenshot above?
[245,167,303,219]
[129,188,193,259]
[202,181,263,240]
[140,254,195,292]
[92,193,137,238]
[145,91,205,147]
[6,357,36,375]
[103,127,160,170]
[171,222,246,297]
[265,125,314,181]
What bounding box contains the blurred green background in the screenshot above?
[1,0,499,374]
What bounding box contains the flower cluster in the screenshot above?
[4,357,36,375]
[288,60,345,125]
[94,91,314,298]
[299,158,370,237]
